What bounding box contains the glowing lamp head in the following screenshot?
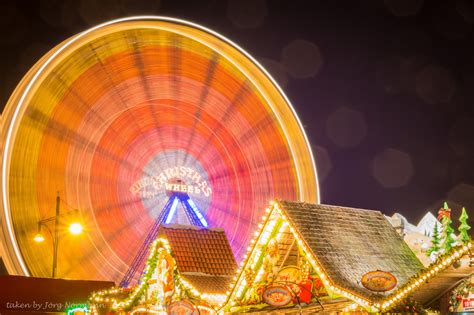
[69,222,83,235]
[33,233,45,243]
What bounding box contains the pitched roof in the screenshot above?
[181,274,234,294]
[158,225,237,295]
[279,201,424,300]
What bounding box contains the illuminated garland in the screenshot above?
[89,200,473,314]
[67,306,89,314]
[89,238,227,313]
[222,200,474,313]
[378,241,473,311]
[277,202,374,310]
[449,275,473,312]
[221,201,374,312]
[89,238,168,310]
[221,202,278,311]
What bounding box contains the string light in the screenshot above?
[89,237,225,312]
[221,200,472,313]
[67,306,89,315]
[89,199,473,314]
[377,241,472,311]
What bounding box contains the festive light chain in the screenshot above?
[278,204,373,310]
[342,303,360,312]
[89,238,171,310]
[221,200,474,313]
[89,237,226,313]
[90,200,473,314]
[220,202,276,311]
[67,306,89,314]
[271,202,473,313]
[377,241,473,311]
[220,200,373,312]
[89,238,168,310]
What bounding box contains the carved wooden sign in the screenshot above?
[263,286,293,307]
[361,270,397,292]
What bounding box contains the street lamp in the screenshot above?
[33,192,83,278]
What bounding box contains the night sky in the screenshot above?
[0,0,473,226]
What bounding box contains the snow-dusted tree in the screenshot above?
[441,215,455,253]
[427,222,441,257]
[458,207,471,243]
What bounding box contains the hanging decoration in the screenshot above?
[361,270,397,292]
[449,275,474,313]
[223,201,474,314]
[89,238,223,314]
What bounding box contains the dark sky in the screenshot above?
[0,0,473,226]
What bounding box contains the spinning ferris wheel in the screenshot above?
[0,17,318,283]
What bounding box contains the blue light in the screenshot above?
[165,197,179,224]
[187,199,208,227]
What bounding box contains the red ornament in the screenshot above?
[298,280,313,304]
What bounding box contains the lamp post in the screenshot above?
[33,191,83,278]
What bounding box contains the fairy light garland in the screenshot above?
[219,202,276,311]
[89,238,226,313]
[67,306,89,314]
[220,200,374,312]
[89,200,473,314]
[220,200,473,313]
[276,202,373,311]
[378,241,473,311]
[88,238,167,311]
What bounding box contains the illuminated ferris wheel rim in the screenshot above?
[0,16,319,277]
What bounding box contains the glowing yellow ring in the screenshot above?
[0,16,319,279]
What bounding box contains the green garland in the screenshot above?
[122,242,164,309]
[449,277,473,312]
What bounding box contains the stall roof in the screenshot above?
[413,254,472,306]
[159,225,237,294]
[279,201,425,300]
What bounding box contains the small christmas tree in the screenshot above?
[458,207,471,243]
[427,223,441,256]
[441,215,455,252]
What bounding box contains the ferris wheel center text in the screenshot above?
[130,166,212,199]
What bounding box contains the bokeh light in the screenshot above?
[282,39,323,79]
[78,0,122,25]
[456,0,474,24]
[227,0,267,29]
[415,65,457,104]
[120,0,161,15]
[432,2,472,40]
[313,145,332,182]
[326,107,367,148]
[447,184,474,210]
[384,0,424,17]
[376,55,427,95]
[0,2,28,46]
[39,0,82,28]
[372,148,414,188]
[449,116,473,157]
[259,58,289,88]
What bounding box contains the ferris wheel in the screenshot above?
[0,17,318,283]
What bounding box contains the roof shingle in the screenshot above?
[181,274,234,294]
[159,225,237,276]
[278,201,424,300]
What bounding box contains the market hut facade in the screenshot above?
[89,200,473,314]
